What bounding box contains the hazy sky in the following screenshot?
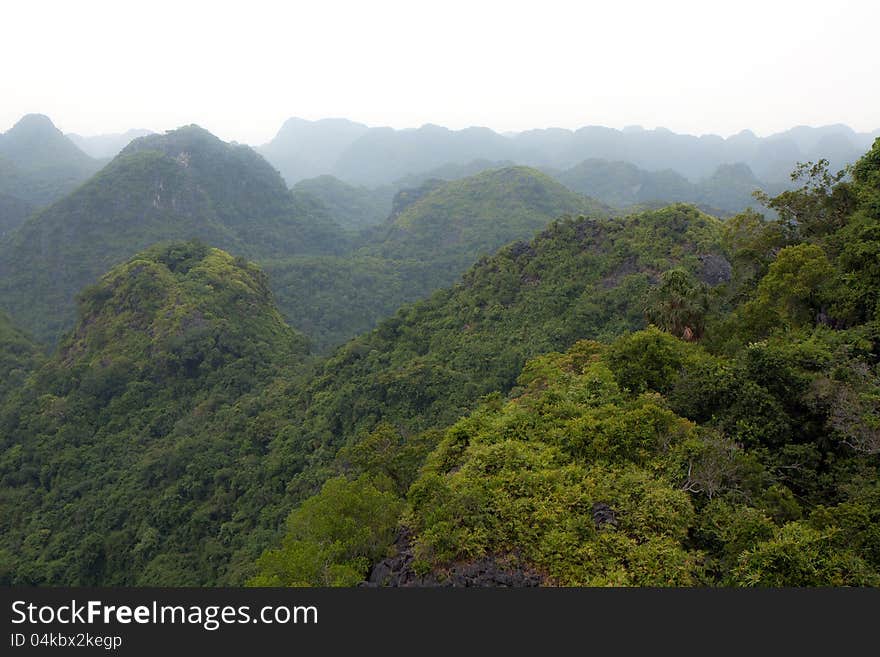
[2,0,877,144]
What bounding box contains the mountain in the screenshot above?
[0,242,310,585]
[369,335,711,585]
[693,163,770,213]
[248,204,732,586]
[257,117,878,189]
[555,159,695,208]
[0,125,344,343]
[266,166,610,351]
[554,159,782,215]
[0,114,102,205]
[364,166,607,269]
[331,124,514,186]
[258,117,369,184]
[0,193,34,237]
[299,204,726,440]
[68,129,154,159]
[0,114,95,172]
[255,139,880,588]
[291,175,394,230]
[280,162,520,234]
[4,135,880,589]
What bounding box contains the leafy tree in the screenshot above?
[644,269,708,340]
[249,475,403,586]
[743,243,835,332]
[753,158,856,238]
[732,522,879,586]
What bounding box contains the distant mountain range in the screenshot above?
[257,118,879,186]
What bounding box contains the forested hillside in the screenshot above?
[291,175,394,230]
[2,115,868,355]
[0,243,311,584]
[1,123,878,588]
[0,124,614,352]
[0,203,727,585]
[0,312,43,401]
[0,193,34,237]
[0,125,344,343]
[253,139,880,587]
[262,166,611,351]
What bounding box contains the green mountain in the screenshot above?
[363,167,606,270]
[249,205,729,586]
[0,114,101,205]
[0,242,310,585]
[555,159,694,207]
[0,204,726,586]
[379,328,879,586]
[266,166,611,351]
[5,137,879,588]
[252,205,730,527]
[0,125,343,343]
[292,175,394,230]
[296,204,725,444]
[255,139,880,588]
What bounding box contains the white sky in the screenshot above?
[1,0,877,144]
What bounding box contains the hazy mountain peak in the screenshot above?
[0,114,97,202]
[1,112,93,166]
[7,112,59,135]
[271,116,368,143]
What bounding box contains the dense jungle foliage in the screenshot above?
[254,139,880,586]
[0,243,311,584]
[0,126,878,587]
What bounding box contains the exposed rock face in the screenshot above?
[591,502,618,530]
[364,530,544,587]
[699,253,732,285]
[508,240,536,259]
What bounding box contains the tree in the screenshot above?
[753,159,856,238]
[249,475,403,587]
[644,269,708,340]
[745,243,835,331]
